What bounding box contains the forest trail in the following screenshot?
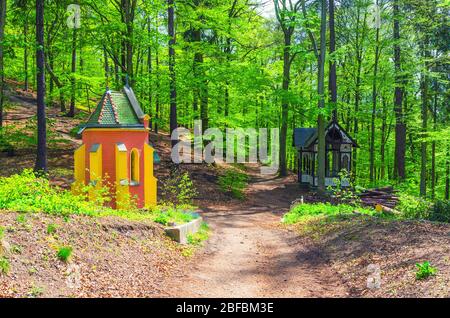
[169,165,348,297]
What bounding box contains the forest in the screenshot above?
[0,0,449,299]
[0,0,448,198]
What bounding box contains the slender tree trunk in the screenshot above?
[35,0,47,172]
[419,41,429,197]
[329,0,337,121]
[24,14,29,91]
[154,28,160,134]
[147,17,153,129]
[0,0,6,128]
[279,31,292,177]
[393,0,406,180]
[370,23,380,182]
[380,97,387,179]
[168,0,177,148]
[192,28,208,133]
[431,81,437,199]
[103,46,109,83]
[68,27,77,117]
[317,0,327,192]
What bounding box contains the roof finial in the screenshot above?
[125,74,130,88]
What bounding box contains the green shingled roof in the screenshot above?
[84,87,143,128]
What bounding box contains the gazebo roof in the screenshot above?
[293,128,317,148]
[294,121,358,149]
[80,86,145,132]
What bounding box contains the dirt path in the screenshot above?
[170,166,348,297]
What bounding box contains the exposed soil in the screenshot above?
[0,212,187,297]
[168,166,348,297]
[306,216,450,297]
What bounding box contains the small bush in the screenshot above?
[0,169,113,216]
[161,170,198,205]
[57,246,72,262]
[29,285,44,298]
[428,200,450,223]
[415,261,437,280]
[187,222,210,246]
[283,202,376,224]
[218,169,248,199]
[152,207,196,226]
[10,244,22,254]
[397,194,432,220]
[0,257,10,274]
[47,223,57,235]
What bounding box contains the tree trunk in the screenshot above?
[329,0,337,121]
[380,97,387,179]
[192,28,208,133]
[370,23,380,182]
[67,27,77,117]
[317,0,327,192]
[168,0,177,148]
[155,31,160,135]
[147,17,153,129]
[419,41,429,197]
[35,0,47,172]
[0,0,6,128]
[279,31,291,177]
[431,81,437,199]
[24,13,29,91]
[393,0,406,180]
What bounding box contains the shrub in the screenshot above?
[152,206,196,226]
[415,261,437,280]
[161,170,198,205]
[428,200,450,223]
[328,169,360,205]
[397,194,432,220]
[283,202,376,224]
[187,222,210,246]
[29,285,44,297]
[47,223,57,235]
[218,169,248,199]
[0,169,112,216]
[57,246,72,262]
[0,257,10,274]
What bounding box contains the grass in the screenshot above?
[282,202,380,224]
[218,168,248,199]
[0,170,199,226]
[29,284,44,297]
[57,246,73,262]
[187,222,210,246]
[0,256,10,274]
[46,223,57,235]
[415,261,437,280]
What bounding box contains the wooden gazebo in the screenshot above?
[293,120,358,188]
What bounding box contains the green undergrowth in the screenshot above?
[282,202,380,225]
[187,222,210,246]
[0,170,199,226]
[218,168,248,199]
[181,223,210,257]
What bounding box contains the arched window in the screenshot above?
[130,148,140,184]
[341,154,349,172]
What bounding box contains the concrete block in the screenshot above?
[165,217,203,244]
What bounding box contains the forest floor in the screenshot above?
[1,88,450,297]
